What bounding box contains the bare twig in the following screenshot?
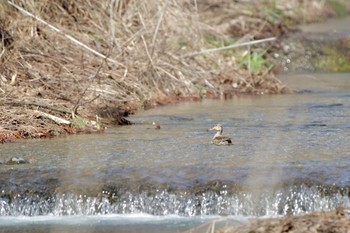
[109,0,116,44]
[141,35,155,68]
[150,0,170,57]
[184,37,276,58]
[109,0,121,51]
[0,48,5,59]
[72,57,107,114]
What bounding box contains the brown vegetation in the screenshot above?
[220,206,350,233]
[0,0,348,140]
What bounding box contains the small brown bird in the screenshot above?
[208,124,232,145]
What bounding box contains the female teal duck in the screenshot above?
[209,124,232,145]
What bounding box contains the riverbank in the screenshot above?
[1,0,349,142]
[196,206,350,233]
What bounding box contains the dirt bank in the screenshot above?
[1,0,349,141]
[215,206,350,233]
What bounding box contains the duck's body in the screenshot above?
[212,135,232,145]
[209,124,232,145]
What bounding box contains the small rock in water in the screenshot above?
[6,157,29,165]
[153,122,161,130]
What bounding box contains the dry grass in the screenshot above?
[0,0,286,103]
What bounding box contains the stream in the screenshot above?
[1,15,350,233]
[0,72,349,232]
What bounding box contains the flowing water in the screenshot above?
[0,72,349,232]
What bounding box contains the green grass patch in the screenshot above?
[192,81,207,97]
[238,50,269,74]
[315,46,350,71]
[261,2,283,24]
[327,0,347,18]
[203,34,271,74]
[71,115,90,128]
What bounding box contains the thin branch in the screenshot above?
[0,48,5,59]
[137,12,154,67]
[141,35,155,68]
[72,50,109,114]
[150,0,170,57]
[184,37,277,58]
[109,0,121,51]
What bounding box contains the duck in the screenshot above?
[208,124,232,145]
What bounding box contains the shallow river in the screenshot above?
[0,72,349,232]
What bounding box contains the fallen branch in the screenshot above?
[184,37,276,58]
[36,110,71,125]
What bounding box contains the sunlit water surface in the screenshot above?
[0,72,349,232]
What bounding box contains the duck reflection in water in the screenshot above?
[208,124,232,145]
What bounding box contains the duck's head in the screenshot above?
[209,124,223,132]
